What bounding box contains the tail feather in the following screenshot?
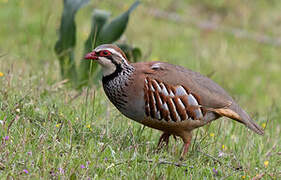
[231,104,264,135]
[209,103,265,135]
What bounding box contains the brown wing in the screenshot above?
[138,61,233,109]
[134,61,264,135]
[144,76,204,122]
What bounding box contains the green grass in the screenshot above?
[1,0,281,179]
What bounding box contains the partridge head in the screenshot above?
[85,44,264,158]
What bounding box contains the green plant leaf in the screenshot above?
[54,0,89,82]
[132,47,142,62]
[78,1,140,87]
[79,9,111,87]
[84,9,111,53]
[116,43,142,62]
[98,1,140,44]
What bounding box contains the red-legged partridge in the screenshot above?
[84,44,264,158]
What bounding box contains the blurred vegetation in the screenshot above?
[55,0,141,87]
[0,0,281,179]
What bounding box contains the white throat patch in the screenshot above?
[98,57,117,76]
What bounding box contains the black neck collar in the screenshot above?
[102,63,123,84]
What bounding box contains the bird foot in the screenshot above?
[180,134,192,160]
[156,132,171,152]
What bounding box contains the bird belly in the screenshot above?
[139,117,206,135]
[117,98,147,122]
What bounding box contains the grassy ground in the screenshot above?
[1,0,281,179]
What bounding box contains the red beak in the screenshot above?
[84,52,98,60]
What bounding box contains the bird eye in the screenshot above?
[100,50,111,56]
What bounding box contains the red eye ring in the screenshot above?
[99,50,111,57]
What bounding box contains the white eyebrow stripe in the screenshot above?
[95,47,127,62]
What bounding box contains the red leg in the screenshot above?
[180,133,192,160]
[157,132,171,150]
